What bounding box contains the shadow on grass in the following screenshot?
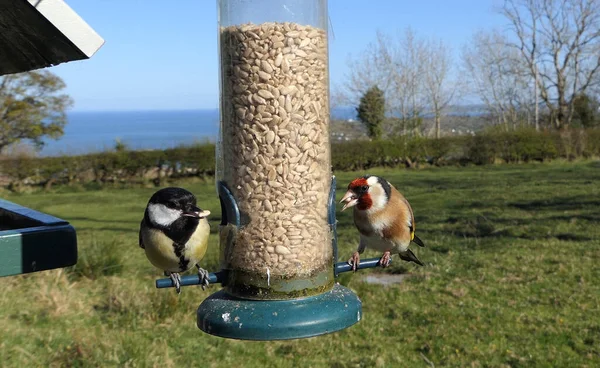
[443,216,513,239]
[509,195,600,211]
[76,227,138,233]
[439,221,593,242]
[554,233,593,241]
[67,216,140,225]
[544,214,600,222]
[69,214,225,235]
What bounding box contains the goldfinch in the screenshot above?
[340,175,426,271]
[139,187,211,293]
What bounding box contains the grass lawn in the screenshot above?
[1,160,599,367]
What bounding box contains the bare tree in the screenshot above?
[338,29,431,136]
[462,30,535,130]
[423,38,456,138]
[336,34,394,109]
[340,28,460,137]
[359,29,429,136]
[387,29,429,136]
[501,0,600,129]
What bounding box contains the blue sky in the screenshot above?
[54,0,506,111]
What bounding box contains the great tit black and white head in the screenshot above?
[145,187,210,228]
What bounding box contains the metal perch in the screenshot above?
[156,258,391,289]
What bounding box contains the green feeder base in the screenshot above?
[197,284,361,340]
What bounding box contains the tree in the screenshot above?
[356,86,386,139]
[423,38,457,138]
[337,32,395,111]
[382,29,428,136]
[0,70,73,152]
[340,28,457,137]
[501,0,600,129]
[572,93,600,127]
[462,30,536,130]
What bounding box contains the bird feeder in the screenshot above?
[155,0,390,340]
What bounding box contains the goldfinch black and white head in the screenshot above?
[340,175,426,270]
[139,187,211,293]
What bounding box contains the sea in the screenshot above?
[39,108,357,157]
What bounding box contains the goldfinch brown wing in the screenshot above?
[400,196,425,247]
[380,187,413,243]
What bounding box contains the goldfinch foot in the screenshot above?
[196,266,210,290]
[379,251,392,268]
[348,251,361,272]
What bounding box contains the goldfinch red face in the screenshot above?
[340,177,369,211]
[340,176,390,211]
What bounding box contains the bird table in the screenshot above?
[0,0,102,277]
[0,199,77,278]
[153,0,390,341]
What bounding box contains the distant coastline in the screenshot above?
[39,109,219,157]
[39,105,487,157]
[39,107,359,157]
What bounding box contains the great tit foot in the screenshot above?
[196,266,210,290]
[167,272,182,294]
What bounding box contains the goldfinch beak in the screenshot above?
[340,190,358,211]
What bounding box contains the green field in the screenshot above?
[1,161,599,367]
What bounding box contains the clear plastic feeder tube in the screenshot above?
[217,0,332,299]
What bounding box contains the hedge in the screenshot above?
[1,128,598,189]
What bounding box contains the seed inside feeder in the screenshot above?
[218,21,332,281]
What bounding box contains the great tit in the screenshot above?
[340,175,426,271]
[139,187,211,293]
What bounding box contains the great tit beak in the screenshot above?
[183,205,211,219]
[340,190,358,211]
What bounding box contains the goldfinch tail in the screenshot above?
[399,249,424,266]
[412,235,425,247]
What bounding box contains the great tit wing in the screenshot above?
[139,219,145,249]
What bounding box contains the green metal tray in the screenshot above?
[0,198,77,277]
